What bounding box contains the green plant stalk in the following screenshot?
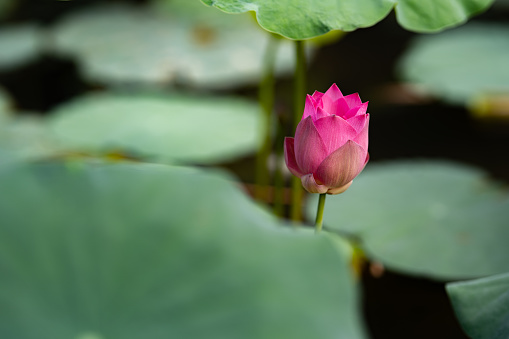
[290,40,306,221]
[315,193,326,233]
[255,35,279,201]
[272,135,285,217]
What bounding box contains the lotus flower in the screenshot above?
[284,84,369,194]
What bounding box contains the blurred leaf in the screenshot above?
[153,0,250,26]
[395,0,494,32]
[306,161,509,280]
[48,92,263,164]
[0,24,43,70]
[0,115,59,166]
[51,4,182,85]
[0,161,366,339]
[156,0,346,46]
[398,23,509,105]
[447,272,509,339]
[51,4,299,88]
[308,29,346,47]
[201,0,494,39]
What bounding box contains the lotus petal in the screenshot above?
[294,116,328,174]
[323,83,343,102]
[343,93,362,109]
[335,97,353,117]
[311,90,324,104]
[347,113,369,133]
[352,115,369,151]
[284,137,303,177]
[302,95,317,121]
[314,115,357,153]
[321,84,344,114]
[315,140,366,188]
[327,181,352,195]
[344,102,368,119]
[301,173,328,194]
[315,107,330,120]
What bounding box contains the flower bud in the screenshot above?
[284,83,369,195]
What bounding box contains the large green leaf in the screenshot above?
[0,161,365,339]
[51,3,297,88]
[48,92,263,164]
[201,0,494,39]
[394,0,494,32]
[305,161,509,280]
[0,24,43,70]
[398,23,509,105]
[447,272,509,339]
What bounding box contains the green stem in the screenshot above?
[315,193,326,233]
[290,40,307,221]
[272,126,285,217]
[255,35,279,201]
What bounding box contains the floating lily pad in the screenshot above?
[398,23,509,105]
[48,92,263,164]
[0,115,60,166]
[153,0,249,26]
[157,0,345,46]
[306,161,509,280]
[51,5,182,85]
[51,4,297,88]
[0,24,44,70]
[0,161,366,339]
[447,272,509,339]
[201,0,494,39]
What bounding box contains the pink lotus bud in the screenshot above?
[284,83,369,195]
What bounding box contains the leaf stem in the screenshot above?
[272,130,285,217]
[290,40,306,222]
[315,193,326,233]
[255,35,279,201]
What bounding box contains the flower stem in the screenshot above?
[290,40,306,222]
[255,35,279,201]
[315,193,326,233]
